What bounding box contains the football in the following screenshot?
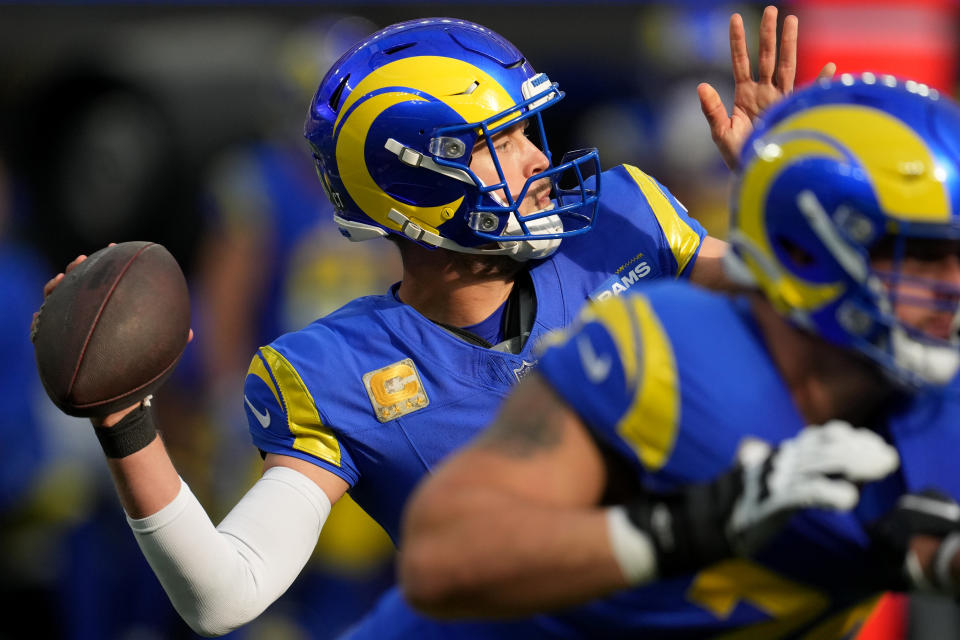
[32,241,191,417]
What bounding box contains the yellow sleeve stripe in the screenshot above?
[247,355,282,408]
[256,346,342,467]
[687,560,830,637]
[624,165,701,276]
[616,295,680,471]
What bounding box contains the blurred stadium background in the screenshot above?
[0,1,957,638]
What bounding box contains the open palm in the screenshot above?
[700,6,835,170]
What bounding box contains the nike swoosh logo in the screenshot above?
[244,395,271,428]
[577,334,611,384]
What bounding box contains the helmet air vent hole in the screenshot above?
[384,42,416,55]
[776,235,817,268]
[329,74,350,112]
[505,58,525,69]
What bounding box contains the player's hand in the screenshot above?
[624,421,898,577]
[698,5,836,171]
[31,246,194,428]
[31,253,89,341]
[870,489,960,594]
[728,421,899,556]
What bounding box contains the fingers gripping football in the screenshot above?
[729,421,900,555]
[32,241,191,417]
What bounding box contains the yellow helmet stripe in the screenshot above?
[334,55,524,232]
[335,91,463,232]
[773,105,950,222]
[737,137,845,312]
[336,56,516,132]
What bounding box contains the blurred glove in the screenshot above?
[626,421,900,577]
[730,420,901,555]
[870,489,960,593]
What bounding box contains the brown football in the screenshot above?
[32,241,190,417]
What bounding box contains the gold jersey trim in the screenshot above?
[249,346,342,466]
[624,165,701,276]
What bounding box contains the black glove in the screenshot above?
[625,421,900,578]
[870,489,960,592]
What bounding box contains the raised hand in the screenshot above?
[699,5,836,170]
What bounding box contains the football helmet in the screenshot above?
[304,18,601,261]
[728,74,960,388]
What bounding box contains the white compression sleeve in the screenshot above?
[127,466,332,637]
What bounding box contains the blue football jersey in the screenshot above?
[884,375,960,499]
[243,164,706,543]
[524,281,934,638]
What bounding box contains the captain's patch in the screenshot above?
[363,358,430,423]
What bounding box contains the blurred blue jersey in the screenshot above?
[524,281,956,638]
[0,241,50,510]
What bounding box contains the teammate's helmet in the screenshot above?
[304,18,601,261]
[729,75,960,388]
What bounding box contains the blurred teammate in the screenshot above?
[35,9,814,638]
[401,76,960,637]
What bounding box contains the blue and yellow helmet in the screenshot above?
[304,18,601,261]
[729,74,960,388]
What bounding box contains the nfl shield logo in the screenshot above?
[513,360,536,382]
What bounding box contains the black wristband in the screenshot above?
[624,468,741,577]
[92,400,158,458]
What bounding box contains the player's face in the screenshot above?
[469,122,552,215]
[873,240,960,340]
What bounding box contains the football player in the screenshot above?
[400,76,960,637]
[36,8,824,638]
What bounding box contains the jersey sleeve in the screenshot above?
[611,164,707,279]
[535,289,684,478]
[243,345,359,486]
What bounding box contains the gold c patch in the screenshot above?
[363,358,429,423]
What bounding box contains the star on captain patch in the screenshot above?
[513,360,535,382]
[363,358,430,423]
